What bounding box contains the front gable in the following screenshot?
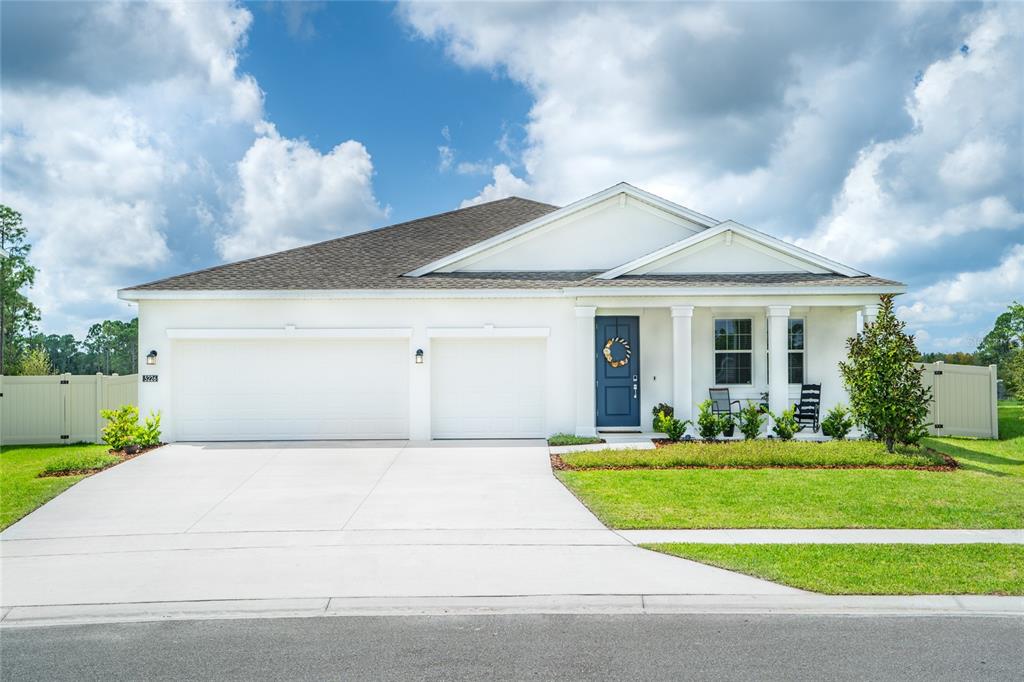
[598,221,866,279]
[405,183,718,276]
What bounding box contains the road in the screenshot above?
[2,614,1021,681]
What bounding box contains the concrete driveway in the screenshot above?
[0,442,794,611]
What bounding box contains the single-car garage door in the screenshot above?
[173,339,409,441]
[431,338,546,439]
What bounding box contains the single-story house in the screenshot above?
[119,183,904,442]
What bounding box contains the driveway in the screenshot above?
[0,442,794,610]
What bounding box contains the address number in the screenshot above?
[142,375,159,383]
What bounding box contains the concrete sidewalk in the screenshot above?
[620,529,1024,544]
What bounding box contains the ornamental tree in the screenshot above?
[839,295,931,453]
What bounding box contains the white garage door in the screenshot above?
[173,339,409,441]
[431,338,546,439]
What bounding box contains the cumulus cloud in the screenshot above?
[401,1,1023,350]
[459,165,533,207]
[1,1,383,333]
[217,126,387,260]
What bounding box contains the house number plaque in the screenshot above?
[142,375,159,383]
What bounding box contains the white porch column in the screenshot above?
[767,305,791,420]
[671,306,694,425]
[862,303,880,329]
[575,306,597,437]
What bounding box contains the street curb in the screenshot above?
[2,594,1021,628]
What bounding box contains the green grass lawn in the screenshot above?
[559,439,948,469]
[0,444,116,530]
[643,543,1024,595]
[548,433,605,446]
[556,402,1023,529]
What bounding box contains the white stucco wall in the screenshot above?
[137,294,872,441]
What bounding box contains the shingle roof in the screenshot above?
[125,197,904,292]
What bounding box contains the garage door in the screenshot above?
[173,339,409,440]
[431,338,546,439]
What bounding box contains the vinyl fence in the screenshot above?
[0,374,138,446]
[918,362,999,439]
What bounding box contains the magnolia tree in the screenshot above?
[839,295,931,453]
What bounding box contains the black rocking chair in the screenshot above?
[793,383,822,432]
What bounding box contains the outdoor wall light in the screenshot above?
[146,350,158,366]
[415,349,424,364]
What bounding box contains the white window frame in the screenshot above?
[767,317,807,385]
[714,317,753,385]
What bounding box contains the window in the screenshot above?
[787,319,805,384]
[714,318,752,384]
[767,318,805,384]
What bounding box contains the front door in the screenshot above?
[595,316,640,427]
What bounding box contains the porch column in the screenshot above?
[671,305,694,426]
[862,303,880,329]
[767,305,791,421]
[575,306,597,436]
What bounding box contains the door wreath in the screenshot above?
[603,337,631,368]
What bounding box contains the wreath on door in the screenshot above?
[603,337,631,368]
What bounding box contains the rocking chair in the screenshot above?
[793,383,822,432]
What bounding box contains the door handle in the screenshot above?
[633,383,638,399]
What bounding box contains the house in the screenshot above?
[118,183,903,441]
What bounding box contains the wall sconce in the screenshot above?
[415,349,424,364]
[146,350,158,366]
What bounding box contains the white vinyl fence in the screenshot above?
[0,374,138,446]
[918,362,999,439]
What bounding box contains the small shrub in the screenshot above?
[100,405,141,451]
[99,405,162,451]
[696,400,723,441]
[771,407,801,441]
[651,402,674,431]
[656,411,692,442]
[736,402,766,440]
[821,404,855,440]
[136,411,162,447]
[548,433,603,446]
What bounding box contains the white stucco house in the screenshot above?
[119,183,903,442]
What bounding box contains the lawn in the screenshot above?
[556,402,1023,529]
[0,444,117,530]
[643,543,1024,595]
[558,439,949,469]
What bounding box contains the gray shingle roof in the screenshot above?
[126,197,904,292]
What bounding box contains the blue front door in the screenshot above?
[595,316,640,427]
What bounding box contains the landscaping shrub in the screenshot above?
[696,400,726,441]
[651,402,673,431]
[839,295,931,453]
[770,407,800,441]
[99,405,162,451]
[655,411,692,442]
[736,402,766,440]
[548,433,603,446]
[41,451,120,477]
[821,404,855,440]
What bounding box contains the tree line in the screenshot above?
[2,204,137,376]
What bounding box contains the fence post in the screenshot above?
[990,364,999,440]
[60,372,72,445]
[96,372,105,444]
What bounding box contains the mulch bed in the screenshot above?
[40,444,164,478]
[550,451,958,473]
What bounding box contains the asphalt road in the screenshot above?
[2,614,1021,681]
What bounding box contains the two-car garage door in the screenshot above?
[171,336,546,441]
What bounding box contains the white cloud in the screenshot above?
[1,1,384,334]
[459,165,532,207]
[217,127,387,260]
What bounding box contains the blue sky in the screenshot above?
[1,1,1021,351]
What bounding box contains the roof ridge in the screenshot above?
[127,196,560,291]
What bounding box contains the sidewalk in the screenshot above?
[619,529,1024,544]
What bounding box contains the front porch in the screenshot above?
[573,299,882,438]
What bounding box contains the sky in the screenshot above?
[1,1,1021,352]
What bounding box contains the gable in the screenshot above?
[438,194,708,272]
[635,231,829,275]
